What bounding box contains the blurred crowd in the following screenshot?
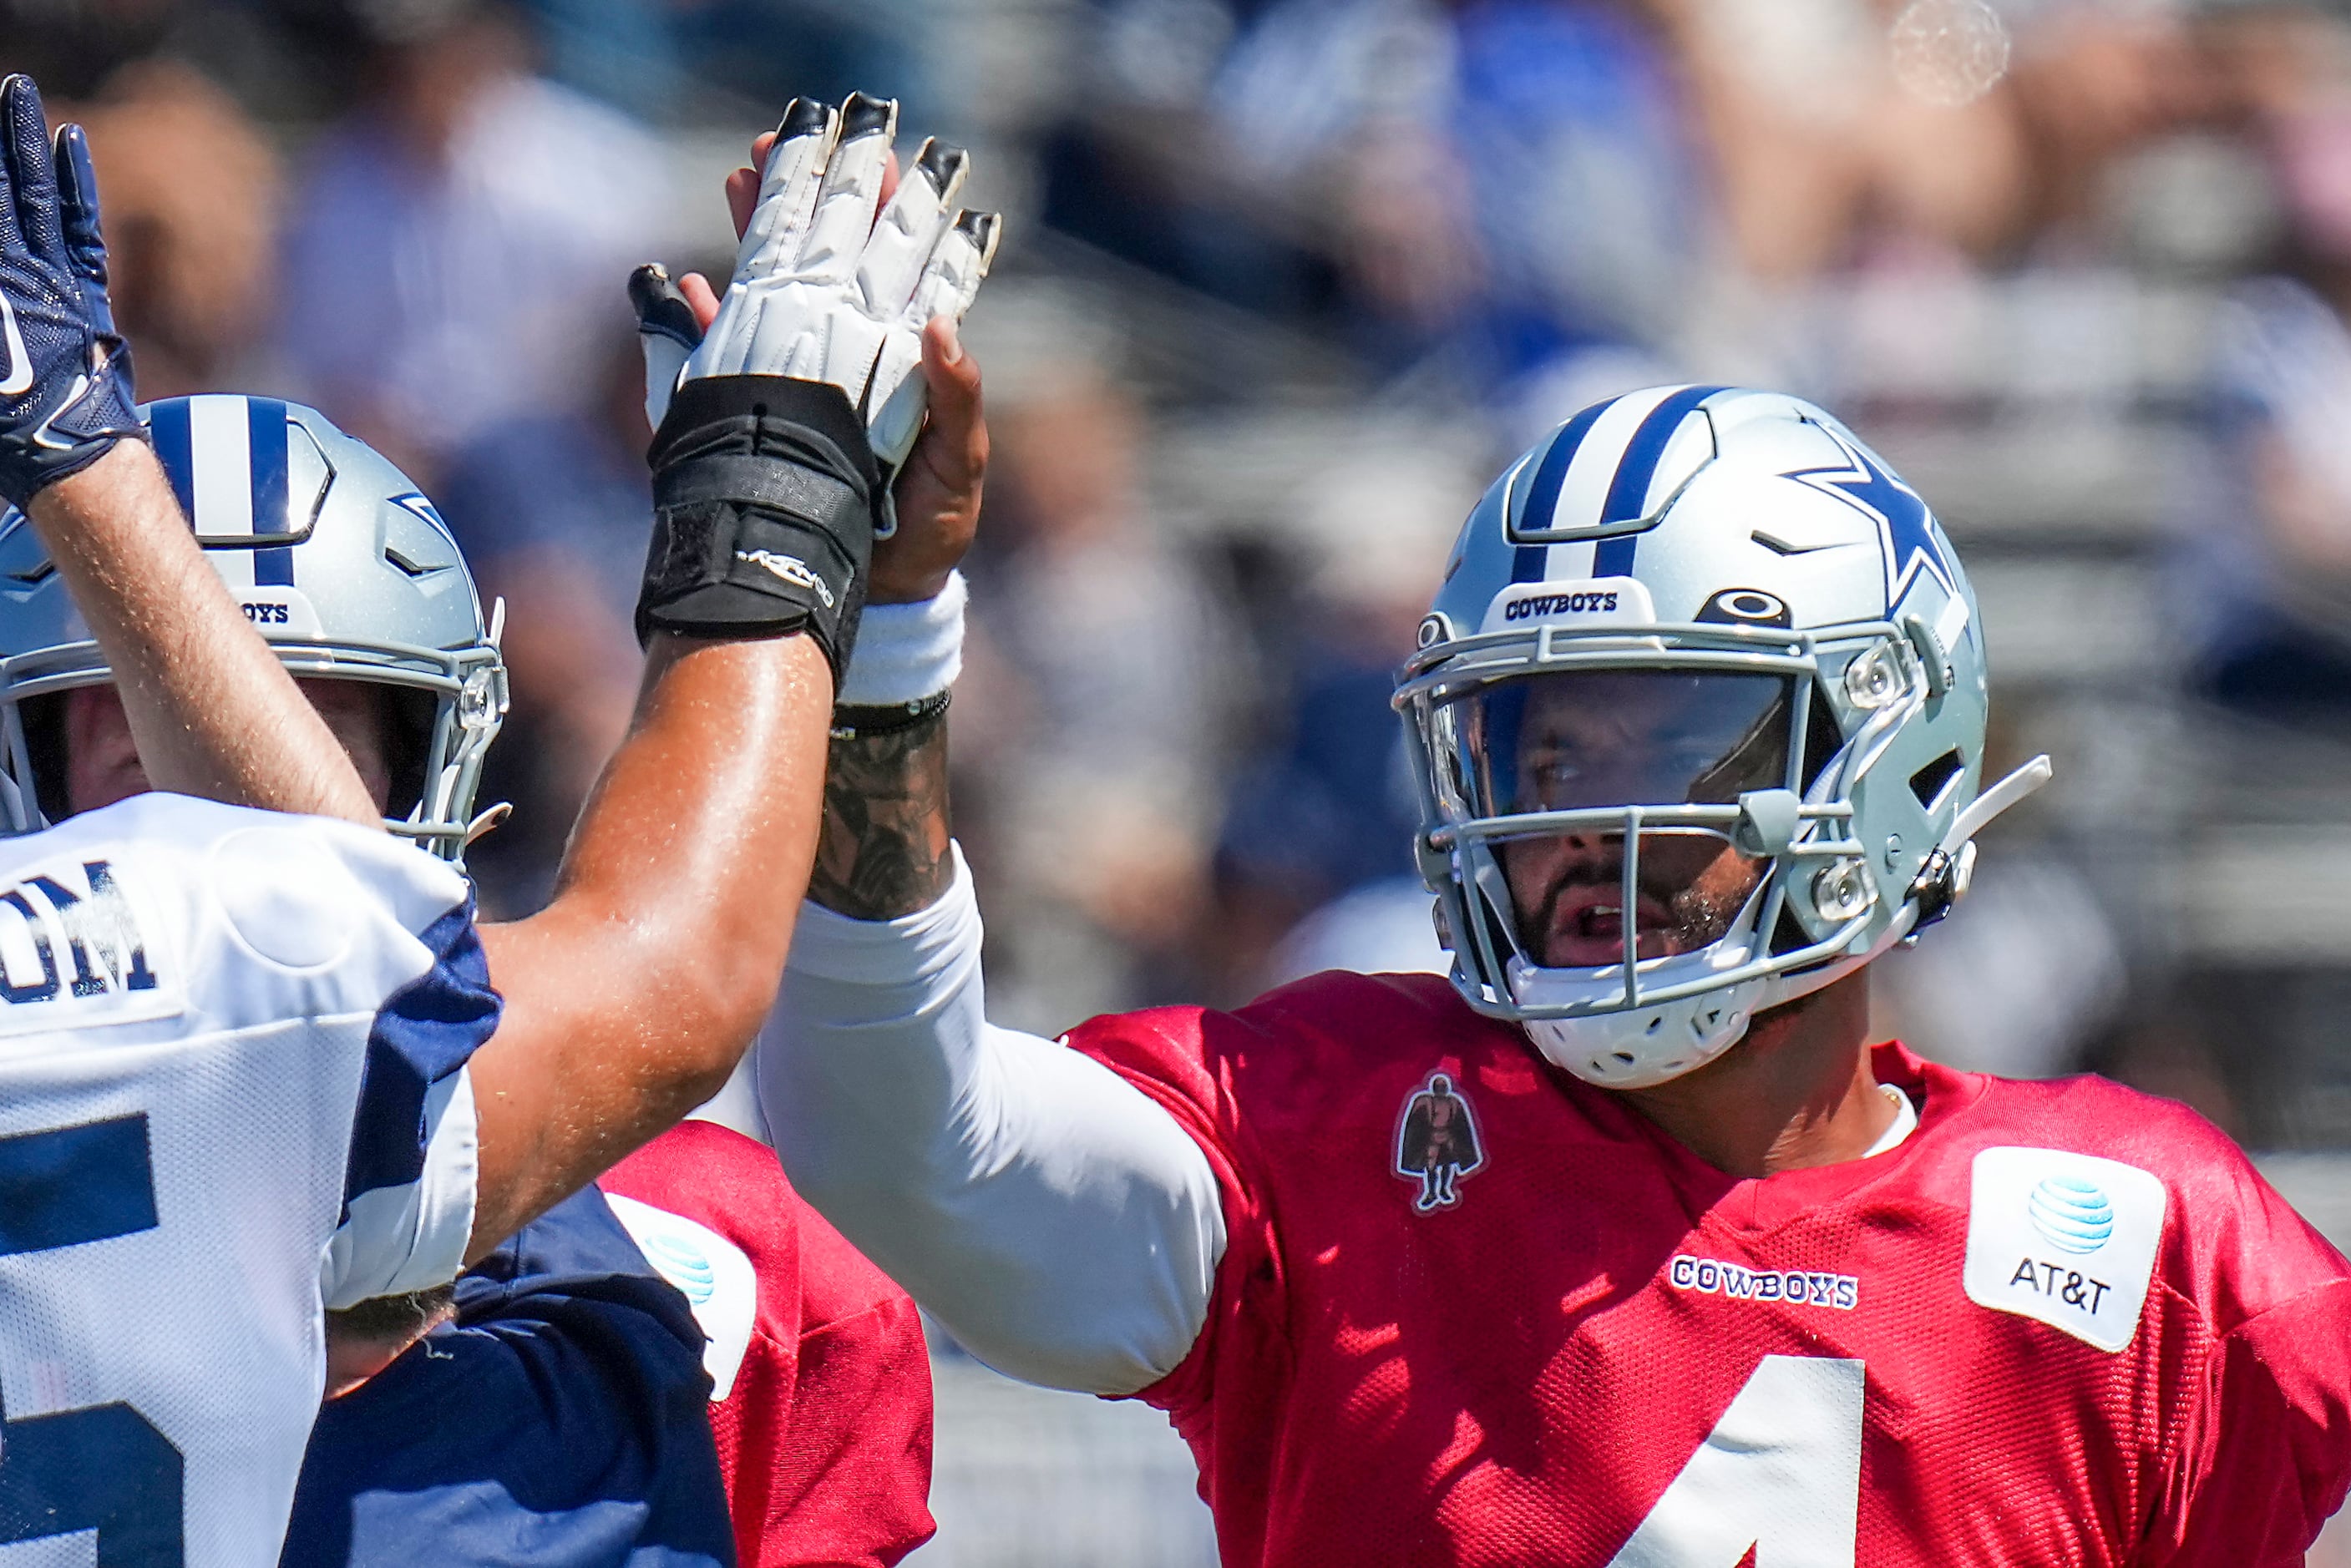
[31,0,2351,1151]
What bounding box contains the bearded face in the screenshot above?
[1451,669,1794,969]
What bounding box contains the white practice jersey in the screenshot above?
[0,793,497,1566]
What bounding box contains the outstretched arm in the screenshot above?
[752,291,1226,1397]
[464,631,831,1253]
[461,96,998,1258]
[771,706,1227,1395]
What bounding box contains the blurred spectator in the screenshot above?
[519,0,934,126]
[2186,273,2351,721]
[1218,0,1706,392]
[1211,444,1469,1000]
[66,60,282,398]
[1048,0,2204,427]
[956,354,1238,1030]
[1871,849,2126,1080]
[433,330,648,914]
[276,0,684,484]
[2176,7,2351,725]
[1266,876,1447,986]
[1039,0,1703,398]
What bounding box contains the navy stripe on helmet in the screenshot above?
[1599,385,1726,526]
[1592,384,1726,577]
[246,397,294,587]
[1591,533,1638,578]
[1515,400,1609,541]
[147,399,196,529]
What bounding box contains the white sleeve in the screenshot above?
[758,846,1225,1395]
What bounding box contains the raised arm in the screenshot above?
[0,77,376,827]
[747,255,1227,1398]
[464,632,831,1251]
[461,95,999,1256]
[772,672,1228,1397]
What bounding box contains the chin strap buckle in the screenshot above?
[1908,841,1978,931]
[1907,754,2053,930]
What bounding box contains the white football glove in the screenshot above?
[638,94,1000,534]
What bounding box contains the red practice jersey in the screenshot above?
[1069,970,2351,1567]
[601,1120,936,1567]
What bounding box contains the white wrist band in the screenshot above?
[839,570,966,706]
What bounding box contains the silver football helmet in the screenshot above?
[0,394,509,860]
[1396,385,2050,1090]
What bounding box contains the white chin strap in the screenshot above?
[1512,754,2054,1091]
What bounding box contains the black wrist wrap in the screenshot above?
[636,375,880,679]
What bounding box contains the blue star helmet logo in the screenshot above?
[1781,422,1957,609]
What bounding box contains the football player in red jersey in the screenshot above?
[600,1117,936,1566]
[757,382,2351,1565]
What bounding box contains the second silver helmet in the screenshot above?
[0,395,509,860]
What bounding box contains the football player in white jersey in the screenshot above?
[0,70,971,1564]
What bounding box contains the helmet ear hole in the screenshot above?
[1909,748,1964,810]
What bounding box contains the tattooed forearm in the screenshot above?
[808,711,953,920]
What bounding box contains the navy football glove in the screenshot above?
[0,74,141,508]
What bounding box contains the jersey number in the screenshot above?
[1607,1354,1864,1568]
[0,1115,184,1565]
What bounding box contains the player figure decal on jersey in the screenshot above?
[1396,1072,1484,1212]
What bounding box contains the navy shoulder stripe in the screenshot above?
[342,895,500,1218]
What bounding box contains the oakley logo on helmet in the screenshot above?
[1696,588,1791,629]
[737,549,836,609]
